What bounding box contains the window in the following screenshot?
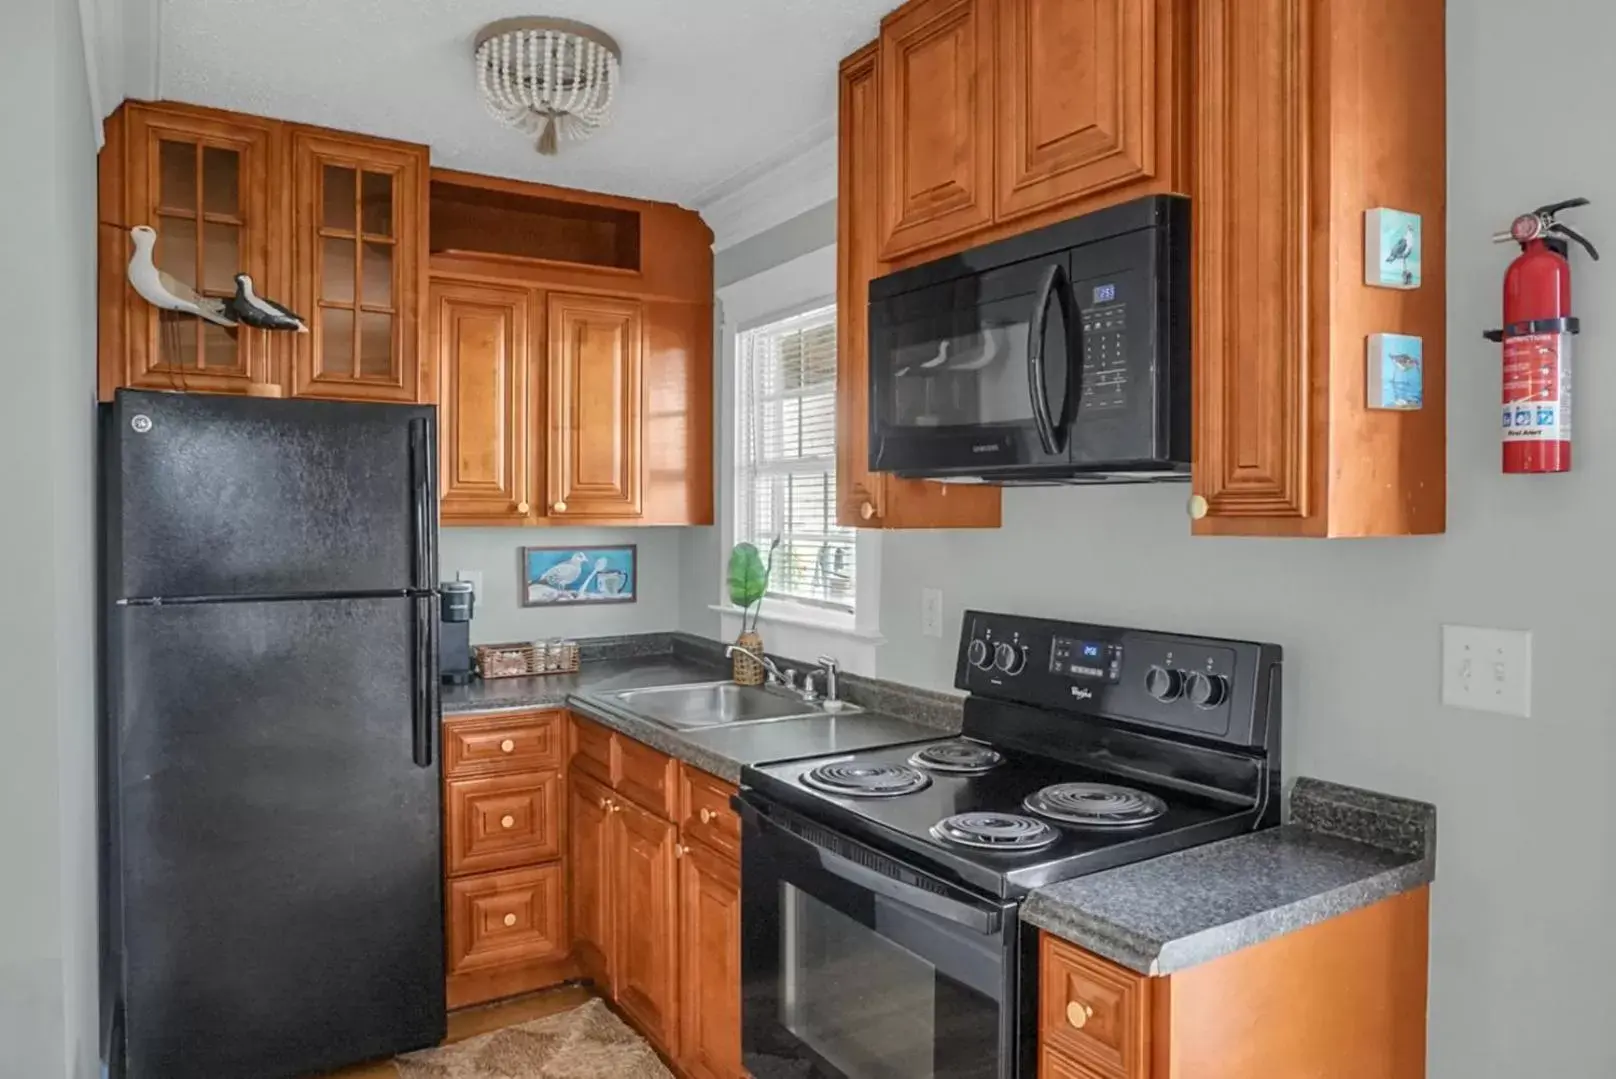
[735,304,854,614]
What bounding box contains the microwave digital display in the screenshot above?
[1092,283,1117,304]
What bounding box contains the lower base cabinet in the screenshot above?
[563,716,746,1078]
[678,840,743,1079]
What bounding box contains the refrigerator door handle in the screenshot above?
[412,595,437,768]
[408,418,433,593]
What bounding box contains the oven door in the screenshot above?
[737,793,1028,1079]
[868,253,1077,478]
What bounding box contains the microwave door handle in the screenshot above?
[1027,263,1064,455]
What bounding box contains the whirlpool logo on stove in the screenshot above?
[1070,686,1094,701]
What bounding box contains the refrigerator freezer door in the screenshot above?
[108,390,436,599]
[109,597,444,1079]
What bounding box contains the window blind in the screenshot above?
[735,304,854,613]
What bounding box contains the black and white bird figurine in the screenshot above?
[126,225,237,326]
[226,273,309,333]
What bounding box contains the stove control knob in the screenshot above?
[994,641,1027,675]
[1144,665,1183,702]
[968,638,993,670]
[1185,670,1229,709]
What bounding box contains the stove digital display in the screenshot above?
[1050,637,1123,682]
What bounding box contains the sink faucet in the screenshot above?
[726,644,792,690]
[812,655,842,704]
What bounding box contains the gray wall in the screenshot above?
[0,0,101,1075]
[688,3,1616,1074]
[681,202,839,638]
[441,527,686,643]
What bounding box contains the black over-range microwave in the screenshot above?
[867,194,1189,483]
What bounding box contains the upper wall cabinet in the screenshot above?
[1191,0,1445,536]
[872,0,1186,265]
[99,103,281,398]
[877,0,996,260]
[546,292,644,519]
[996,0,1181,223]
[98,101,429,404]
[289,129,428,402]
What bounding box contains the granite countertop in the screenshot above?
[442,644,955,784]
[1021,778,1437,976]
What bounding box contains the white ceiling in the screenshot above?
[158,0,892,209]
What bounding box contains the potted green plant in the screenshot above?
[727,538,779,685]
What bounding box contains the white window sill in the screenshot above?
[708,604,885,644]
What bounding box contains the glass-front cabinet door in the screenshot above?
[119,104,278,394]
[290,129,426,402]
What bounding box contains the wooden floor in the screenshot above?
[318,985,595,1078]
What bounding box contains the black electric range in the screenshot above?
[736,610,1282,1079]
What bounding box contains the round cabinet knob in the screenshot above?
[503,913,517,928]
[859,501,876,521]
[1066,1001,1094,1029]
[675,844,687,859]
[500,815,516,829]
[499,739,516,754]
[553,501,567,513]
[993,641,1027,675]
[516,501,530,514]
[967,638,993,670]
[1144,665,1184,702]
[699,808,714,824]
[1185,670,1230,709]
[1187,494,1209,520]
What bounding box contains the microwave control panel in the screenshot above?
[1078,281,1129,413]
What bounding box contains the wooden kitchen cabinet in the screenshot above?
[98,100,429,403]
[610,796,681,1055]
[836,44,1001,531]
[567,771,615,988]
[432,280,534,523]
[545,292,644,518]
[1037,887,1431,1078]
[288,127,428,402]
[98,102,282,398]
[442,709,572,1009]
[677,837,743,1079]
[995,0,1187,224]
[877,0,996,260]
[1190,0,1445,536]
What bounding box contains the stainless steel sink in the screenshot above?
[609,681,860,730]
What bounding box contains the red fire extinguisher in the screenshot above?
[1484,197,1599,473]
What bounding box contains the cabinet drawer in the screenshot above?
[617,735,678,818]
[444,710,562,778]
[1041,1044,1111,1079]
[446,772,561,876]
[570,714,614,785]
[679,765,739,859]
[447,864,567,976]
[1040,934,1150,1079]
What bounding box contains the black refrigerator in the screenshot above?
[100,390,446,1079]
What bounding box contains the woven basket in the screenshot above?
[474,640,581,679]
[732,631,766,686]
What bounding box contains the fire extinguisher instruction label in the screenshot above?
[1502,332,1572,442]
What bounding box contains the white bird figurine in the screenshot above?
[126,225,237,327]
[226,273,309,333]
[537,552,589,592]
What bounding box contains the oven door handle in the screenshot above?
[736,792,1003,935]
[1027,261,1075,456]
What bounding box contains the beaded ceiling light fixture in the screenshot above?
[474,17,622,155]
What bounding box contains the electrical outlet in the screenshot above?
[921,588,945,639]
[1441,624,1531,717]
[455,570,484,605]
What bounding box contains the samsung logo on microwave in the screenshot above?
[972,443,1000,454]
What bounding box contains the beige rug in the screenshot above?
[394,999,674,1079]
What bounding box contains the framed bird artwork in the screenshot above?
[520,545,637,606]
[1365,208,1422,289]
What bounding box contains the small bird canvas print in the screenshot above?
[521,546,636,606]
[1364,208,1422,289]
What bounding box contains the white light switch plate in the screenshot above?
[455,570,484,605]
[1441,624,1531,717]
[921,589,945,639]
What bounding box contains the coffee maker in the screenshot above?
[440,580,476,685]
